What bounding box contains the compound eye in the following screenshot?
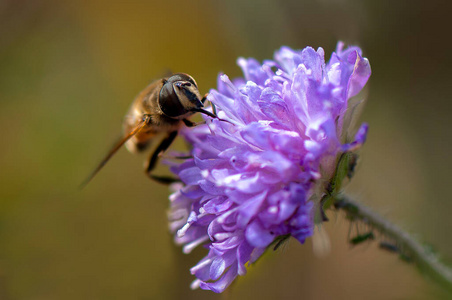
[171,73,197,88]
[158,80,187,118]
[175,82,192,89]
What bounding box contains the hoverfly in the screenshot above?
[81,73,221,188]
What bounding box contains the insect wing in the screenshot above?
[80,116,150,189]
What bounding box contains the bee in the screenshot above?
[81,73,221,188]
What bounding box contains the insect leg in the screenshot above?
[146,131,180,184]
[182,119,205,128]
[201,93,219,115]
[201,93,208,104]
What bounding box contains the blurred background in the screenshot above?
[1,0,451,299]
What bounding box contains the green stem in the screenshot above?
[335,194,452,292]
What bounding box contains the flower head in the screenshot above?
[168,42,371,293]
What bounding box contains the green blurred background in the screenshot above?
[1,0,451,299]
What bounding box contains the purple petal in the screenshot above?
[237,191,267,228]
[200,264,238,293]
[237,57,269,85]
[179,166,203,185]
[342,122,369,152]
[209,250,236,280]
[245,219,275,248]
[237,241,254,275]
[346,51,371,98]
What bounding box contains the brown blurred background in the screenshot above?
[0,0,451,299]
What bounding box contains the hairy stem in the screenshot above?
[335,194,452,292]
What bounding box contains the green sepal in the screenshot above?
[322,151,358,211]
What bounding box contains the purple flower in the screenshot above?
[168,42,371,293]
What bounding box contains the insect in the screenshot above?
[80,73,222,188]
